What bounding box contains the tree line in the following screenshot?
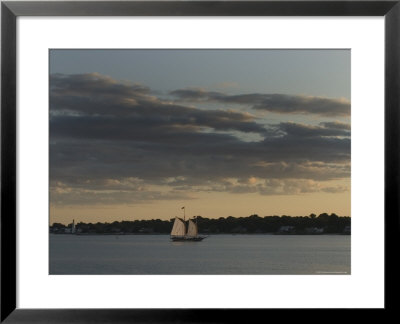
[50,213,350,235]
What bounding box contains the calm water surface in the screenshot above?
[49,234,350,275]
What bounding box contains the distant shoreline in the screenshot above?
[50,232,350,236]
[50,213,351,235]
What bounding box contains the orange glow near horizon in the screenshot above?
[50,182,350,225]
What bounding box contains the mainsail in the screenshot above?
[171,217,186,236]
[186,219,198,237]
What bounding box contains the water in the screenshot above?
[49,234,350,275]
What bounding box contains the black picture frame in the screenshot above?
[1,1,398,322]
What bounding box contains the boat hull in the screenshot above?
[170,236,206,242]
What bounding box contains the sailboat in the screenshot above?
[170,207,206,241]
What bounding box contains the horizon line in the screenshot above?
[50,213,351,226]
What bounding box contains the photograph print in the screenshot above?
[49,49,350,275]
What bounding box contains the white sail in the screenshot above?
[170,217,186,236]
[186,219,198,237]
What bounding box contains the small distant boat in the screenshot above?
[170,207,206,242]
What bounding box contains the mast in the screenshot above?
[182,206,185,222]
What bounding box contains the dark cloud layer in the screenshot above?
[50,73,264,134]
[170,89,350,117]
[50,73,350,205]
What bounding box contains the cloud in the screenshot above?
[258,179,348,195]
[50,73,350,205]
[51,74,265,135]
[50,72,151,98]
[277,122,350,138]
[320,121,351,131]
[50,183,195,206]
[170,89,350,117]
[170,178,348,196]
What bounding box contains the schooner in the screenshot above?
[170,207,206,241]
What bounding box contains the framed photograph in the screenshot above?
[1,0,398,321]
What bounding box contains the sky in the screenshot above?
[49,49,350,224]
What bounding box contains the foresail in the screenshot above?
[171,217,186,236]
[186,219,198,237]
